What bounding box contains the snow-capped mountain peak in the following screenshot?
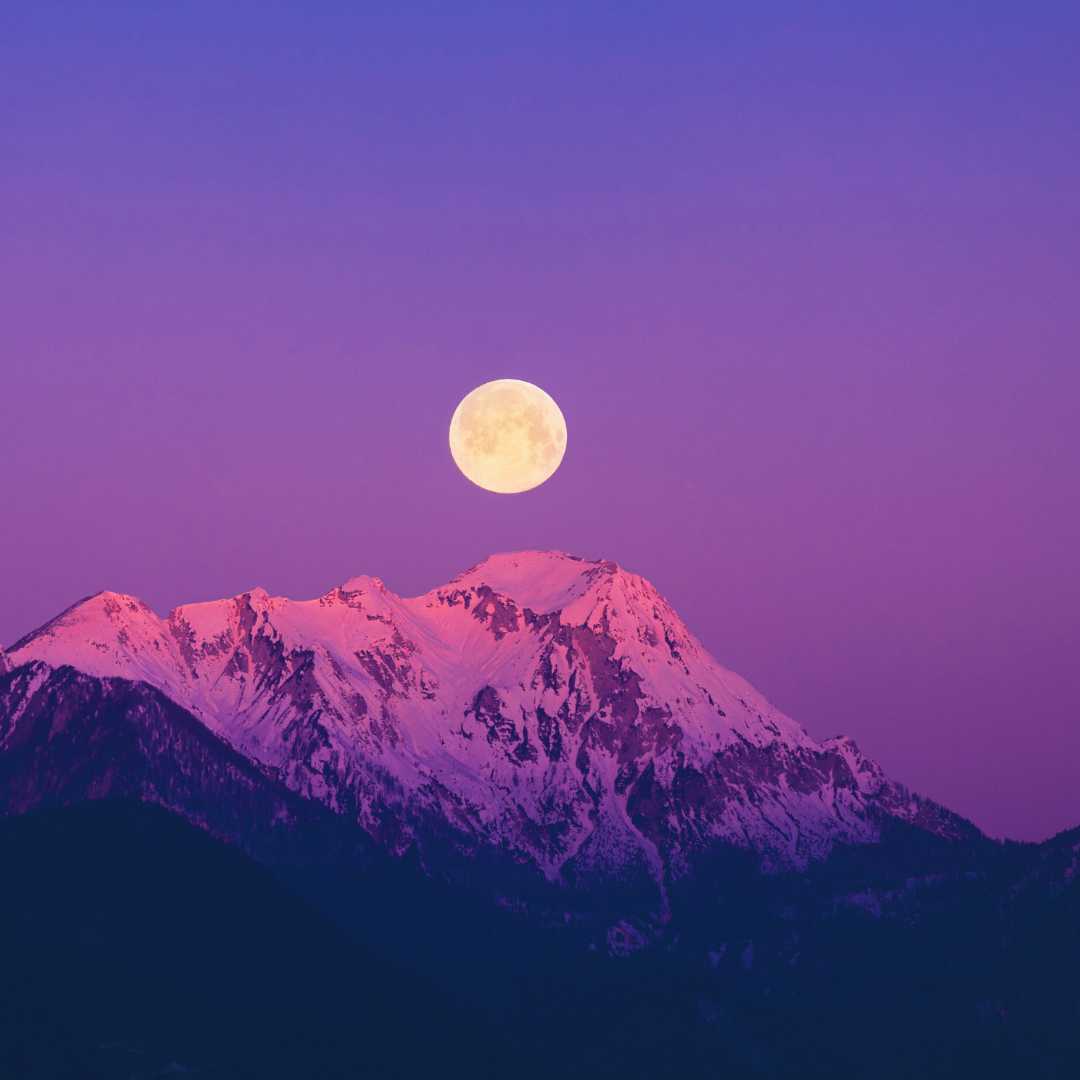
[442,550,622,613]
[340,574,389,595]
[3,551,978,896]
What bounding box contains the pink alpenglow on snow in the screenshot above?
[7,551,975,904]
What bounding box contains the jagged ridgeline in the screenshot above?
[2,553,1079,1079]
[3,551,975,919]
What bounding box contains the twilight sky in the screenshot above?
[2,2,1078,841]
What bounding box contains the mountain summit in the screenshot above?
[3,551,975,909]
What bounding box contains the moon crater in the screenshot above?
[449,379,567,494]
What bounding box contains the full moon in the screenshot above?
[449,379,567,494]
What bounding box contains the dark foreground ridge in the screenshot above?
[2,800,1078,1080]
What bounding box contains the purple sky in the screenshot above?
[3,3,1078,841]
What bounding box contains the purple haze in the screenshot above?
[2,3,1078,841]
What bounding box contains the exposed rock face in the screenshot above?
[3,551,978,905]
[0,662,352,864]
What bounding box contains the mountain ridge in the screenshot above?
[3,550,980,912]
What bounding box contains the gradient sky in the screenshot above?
[3,2,1078,841]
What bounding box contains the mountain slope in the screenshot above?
[5,551,978,905]
[0,801,468,1080]
[0,661,369,866]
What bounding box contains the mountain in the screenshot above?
[0,800,470,1080]
[4,553,1077,1078]
[0,661,371,866]
[4,551,977,915]
[3,801,1076,1080]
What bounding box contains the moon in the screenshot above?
[449,379,567,494]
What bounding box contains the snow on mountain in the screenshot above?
[5,551,977,897]
[0,661,347,862]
